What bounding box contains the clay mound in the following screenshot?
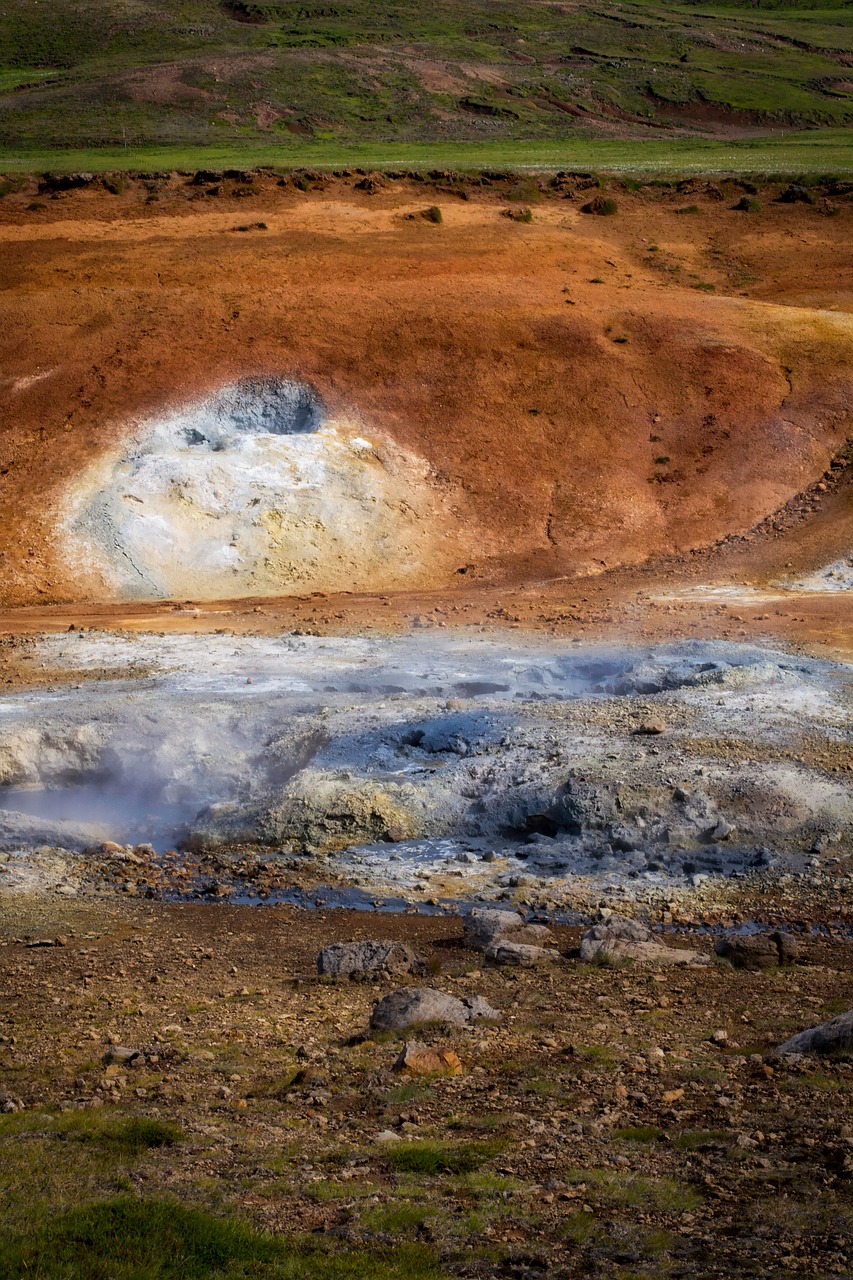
[58,375,466,600]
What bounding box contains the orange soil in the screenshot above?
[0,174,851,651]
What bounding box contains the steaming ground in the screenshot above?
[0,630,850,915]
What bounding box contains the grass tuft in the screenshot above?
[387,1140,504,1176]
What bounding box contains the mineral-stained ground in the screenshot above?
[0,171,851,1278]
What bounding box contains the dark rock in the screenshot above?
[715,930,800,970]
[777,183,815,205]
[317,939,426,978]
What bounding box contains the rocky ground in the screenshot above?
[0,892,851,1278]
[0,625,850,1276]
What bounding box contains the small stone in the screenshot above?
[374,1129,402,1143]
[485,941,561,967]
[633,719,666,736]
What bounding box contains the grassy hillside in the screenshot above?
[1,0,853,162]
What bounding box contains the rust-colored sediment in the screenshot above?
[0,175,851,651]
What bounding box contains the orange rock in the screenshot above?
[393,1041,463,1076]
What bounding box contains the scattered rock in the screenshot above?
[370,987,500,1032]
[633,719,666,735]
[393,1040,463,1075]
[373,1129,402,1143]
[463,907,555,953]
[317,940,426,979]
[715,930,800,970]
[581,195,618,216]
[777,183,815,205]
[580,918,709,966]
[776,1009,853,1057]
[485,940,560,966]
[102,1045,144,1066]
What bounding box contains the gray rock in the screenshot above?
[777,1009,853,1056]
[463,907,555,953]
[370,987,500,1032]
[580,917,709,966]
[715,931,800,970]
[102,1045,143,1065]
[0,810,106,853]
[317,940,426,978]
[485,940,561,967]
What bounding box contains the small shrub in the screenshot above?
[26,201,46,211]
[655,455,671,465]
[675,204,700,214]
[734,196,762,213]
[692,281,715,292]
[424,205,442,223]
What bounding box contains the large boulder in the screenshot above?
[317,940,426,979]
[580,918,709,967]
[776,1010,853,1057]
[715,930,800,970]
[463,907,555,953]
[370,987,500,1032]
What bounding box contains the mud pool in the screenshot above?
[0,630,850,910]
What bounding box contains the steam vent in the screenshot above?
[59,376,464,600]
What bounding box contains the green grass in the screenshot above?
[670,1129,730,1151]
[2,0,853,162]
[0,1197,451,1279]
[386,1140,504,1176]
[566,1168,703,1213]
[5,133,853,175]
[613,1125,665,1143]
